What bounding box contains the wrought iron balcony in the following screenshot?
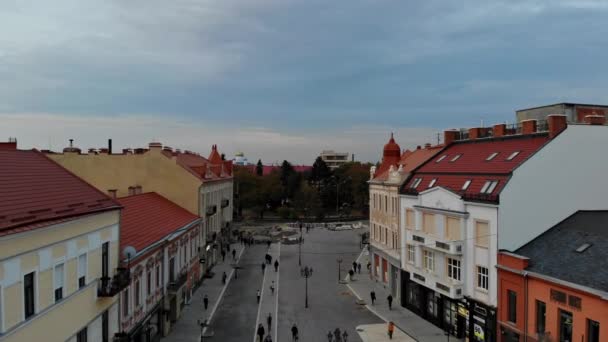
[97,267,131,297]
[168,271,188,293]
[221,199,230,208]
[206,205,217,217]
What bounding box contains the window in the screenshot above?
[480,180,499,194]
[123,289,130,316]
[407,245,415,263]
[477,266,489,290]
[447,258,461,281]
[436,155,447,162]
[486,152,499,161]
[78,254,87,288]
[422,213,435,235]
[406,209,415,229]
[506,151,520,160]
[450,154,461,162]
[423,250,435,272]
[24,272,35,319]
[462,180,472,191]
[102,242,109,279]
[587,319,600,342]
[77,327,88,342]
[135,280,141,307]
[428,179,437,188]
[536,300,546,334]
[102,310,109,342]
[507,290,517,323]
[54,263,64,302]
[410,178,422,189]
[559,310,573,342]
[147,270,152,296]
[156,265,161,288]
[446,217,461,241]
[475,221,489,248]
[169,258,175,282]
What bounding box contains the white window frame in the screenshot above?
[486,152,499,161]
[480,180,499,194]
[447,258,461,281]
[506,151,520,160]
[428,179,437,188]
[53,263,65,303]
[77,254,87,288]
[436,155,447,163]
[423,250,435,272]
[450,154,461,162]
[462,180,472,191]
[407,245,415,264]
[477,266,489,290]
[411,178,422,189]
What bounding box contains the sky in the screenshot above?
[2,0,608,164]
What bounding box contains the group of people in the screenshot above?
[220,243,237,262]
[326,328,348,342]
[369,290,394,310]
[239,234,256,247]
[256,322,299,342]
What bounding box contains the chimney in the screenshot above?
[444,130,459,145]
[148,142,162,150]
[88,148,98,154]
[122,148,132,155]
[108,189,117,199]
[0,137,17,150]
[469,127,482,140]
[547,115,567,138]
[416,145,421,150]
[584,115,606,126]
[134,148,146,154]
[521,119,537,134]
[63,139,81,154]
[108,139,112,154]
[99,148,109,154]
[493,124,506,137]
[424,143,431,149]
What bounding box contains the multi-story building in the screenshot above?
[497,211,608,342]
[399,115,608,341]
[369,135,441,302]
[47,141,233,277]
[114,193,201,341]
[0,142,126,342]
[320,150,350,170]
[516,102,608,124]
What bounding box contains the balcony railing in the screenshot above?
[168,271,188,293]
[97,267,131,297]
[206,205,217,217]
[221,199,230,208]
[461,193,499,204]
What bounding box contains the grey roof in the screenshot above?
[516,102,608,112]
[516,211,608,292]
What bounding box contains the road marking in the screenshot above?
[201,245,246,338]
[254,246,269,342]
[274,242,281,341]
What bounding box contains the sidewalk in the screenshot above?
[346,249,452,342]
[164,243,246,342]
[254,242,280,342]
[356,324,416,342]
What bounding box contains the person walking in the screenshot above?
[291,323,299,341]
[257,290,261,303]
[257,324,265,342]
[232,248,236,260]
[342,330,348,342]
[262,263,266,273]
[366,261,371,272]
[388,321,395,340]
[264,335,273,342]
[267,312,272,331]
[221,249,226,262]
[222,271,227,285]
[387,294,393,310]
[274,260,279,272]
[327,331,333,342]
[334,328,342,342]
[357,263,361,274]
[370,291,376,305]
[203,294,209,310]
[270,280,275,294]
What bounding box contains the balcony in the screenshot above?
[168,271,188,293]
[206,205,217,217]
[221,199,230,208]
[461,193,499,204]
[97,267,131,297]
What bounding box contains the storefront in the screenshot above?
[370,246,400,300]
[462,297,497,342]
[127,303,163,342]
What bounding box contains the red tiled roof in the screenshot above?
[372,144,443,182]
[0,149,120,235]
[175,150,233,182]
[404,134,550,196]
[117,192,200,253]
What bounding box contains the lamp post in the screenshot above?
[298,222,303,266]
[337,257,343,283]
[300,266,313,308]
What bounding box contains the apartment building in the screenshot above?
[399,115,608,341]
[516,102,608,124]
[0,143,124,342]
[369,135,441,301]
[497,211,608,342]
[319,150,350,170]
[114,193,201,341]
[47,142,233,277]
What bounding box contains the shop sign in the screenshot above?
[458,305,469,317]
[473,323,485,341]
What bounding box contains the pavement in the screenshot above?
[356,324,416,342]
[346,248,453,342]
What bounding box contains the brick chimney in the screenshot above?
[521,120,537,134]
[584,115,606,126]
[0,137,17,150]
[469,127,482,140]
[444,130,459,145]
[424,143,431,149]
[108,189,117,199]
[547,115,567,138]
[493,124,506,137]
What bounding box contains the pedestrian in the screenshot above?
[387,294,393,310]
[262,263,266,273]
[327,331,333,342]
[357,263,361,274]
[370,291,376,305]
[366,261,371,272]
[291,323,299,341]
[267,240,271,248]
[264,334,273,342]
[221,249,226,262]
[274,260,279,272]
[265,254,270,264]
[257,324,265,342]
[342,330,348,342]
[232,248,236,260]
[222,271,227,285]
[334,328,342,342]
[203,294,209,310]
[257,290,261,303]
[269,255,273,265]
[267,312,272,331]
[352,261,357,273]
[348,269,354,281]
[270,280,275,294]
[388,321,395,340]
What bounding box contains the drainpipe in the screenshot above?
[523,271,528,342]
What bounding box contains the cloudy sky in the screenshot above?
[2,0,608,164]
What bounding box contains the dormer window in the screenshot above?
[428,179,437,188]
[436,155,447,163]
[450,154,461,162]
[410,178,422,189]
[462,180,472,191]
[480,180,499,194]
[486,152,499,161]
[506,151,520,160]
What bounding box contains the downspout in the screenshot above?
[523,271,528,342]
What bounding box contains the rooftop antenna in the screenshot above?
[69,139,74,147]
[436,132,441,145]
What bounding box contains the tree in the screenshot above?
[293,182,322,219]
[310,157,332,189]
[256,159,263,176]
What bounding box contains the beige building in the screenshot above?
[319,150,350,170]
[0,144,125,342]
[369,136,441,301]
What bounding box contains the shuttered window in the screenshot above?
[446,217,461,241]
[475,221,489,248]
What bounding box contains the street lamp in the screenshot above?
[300,266,313,308]
[337,257,343,283]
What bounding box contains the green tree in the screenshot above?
[293,182,322,219]
[309,157,332,189]
[256,159,263,176]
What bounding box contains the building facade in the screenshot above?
[399,115,608,341]
[0,145,125,342]
[516,102,608,124]
[320,150,350,170]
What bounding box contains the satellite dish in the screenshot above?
[123,246,137,260]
